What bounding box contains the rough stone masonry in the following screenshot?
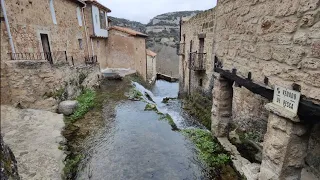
[179,0,320,179]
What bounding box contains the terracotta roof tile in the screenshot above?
[146,49,157,57]
[109,26,148,38]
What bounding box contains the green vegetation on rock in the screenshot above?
[65,89,96,124]
[183,92,212,129]
[160,113,178,131]
[181,129,230,167]
[63,154,83,179]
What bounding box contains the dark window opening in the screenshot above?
[199,79,203,87]
[78,39,83,50]
[99,10,106,29]
[199,38,205,54]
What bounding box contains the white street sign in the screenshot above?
[273,85,301,114]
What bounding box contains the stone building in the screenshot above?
[179,0,320,179]
[146,49,157,83]
[179,8,216,98]
[1,0,88,64]
[0,0,100,109]
[83,0,111,68]
[107,26,148,80]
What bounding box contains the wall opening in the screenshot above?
[199,78,203,87]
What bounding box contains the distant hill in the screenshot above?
[109,11,202,78]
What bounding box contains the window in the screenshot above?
[78,39,83,50]
[99,10,106,29]
[199,79,203,87]
[49,0,57,24]
[76,7,82,26]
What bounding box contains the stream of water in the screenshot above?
[76,80,212,180]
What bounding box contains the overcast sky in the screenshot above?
[98,0,217,24]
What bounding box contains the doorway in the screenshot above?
[40,33,53,64]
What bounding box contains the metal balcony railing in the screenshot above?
[8,51,67,64]
[189,52,206,71]
[177,43,185,56]
[85,55,98,65]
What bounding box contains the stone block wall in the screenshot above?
[3,60,100,111]
[214,0,320,104]
[147,55,157,82]
[179,8,216,96]
[4,0,87,64]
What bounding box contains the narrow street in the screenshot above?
[76,80,210,180]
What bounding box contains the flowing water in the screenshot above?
[76,80,212,180]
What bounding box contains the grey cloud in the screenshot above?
[99,0,217,23]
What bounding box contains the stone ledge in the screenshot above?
[217,137,260,180]
[265,103,300,122]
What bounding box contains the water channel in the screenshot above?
[76,80,226,180]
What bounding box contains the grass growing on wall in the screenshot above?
[65,89,96,124]
[183,92,212,129]
[181,129,230,167]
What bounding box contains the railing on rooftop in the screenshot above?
[8,51,67,64]
[189,52,206,71]
[84,55,98,65]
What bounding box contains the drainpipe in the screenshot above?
[81,4,91,57]
[1,0,15,53]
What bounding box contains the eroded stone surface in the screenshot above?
[1,105,65,180]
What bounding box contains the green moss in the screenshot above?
[161,97,177,103]
[65,89,96,124]
[144,103,157,111]
[63,154,83,179]
[181,129,230,167]
[78,72,87,85]
[183,93,212,129]
[160,113,179,131]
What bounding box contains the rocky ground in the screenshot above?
[1,106,65,179]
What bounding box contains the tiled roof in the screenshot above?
[85,0,111,12]
[109,26,148,38]
[146,49,157,57]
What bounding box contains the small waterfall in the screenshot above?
[132,81,205,129]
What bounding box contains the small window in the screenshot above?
[99,10,106,29]
[76,7,82,26]
[199,79,203,87]
[78,39,83,50]
[49,0,57,24]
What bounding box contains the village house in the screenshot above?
[1,0,88,64]
[83,0,111,68]
[146,49,157,83]
[0,0,101,109]
[179,0,320,179]
[107,26,148,80]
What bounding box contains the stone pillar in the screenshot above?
[259,103,310,180]
[211,74,233,137]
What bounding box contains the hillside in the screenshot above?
[109,11,202,77]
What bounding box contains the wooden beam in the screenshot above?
[214,67,320,123]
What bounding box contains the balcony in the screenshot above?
[177,43,185,56]
[8,51,67,64]
[189,52,206,71]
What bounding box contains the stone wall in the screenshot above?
[146,55,157,82]
[214,0,320,104]
[3,0,87,63]
[3,60,100,111]
[180,0,320,177]
[1,21,12,104]
[179,8,216,97]
[107,29,147,80]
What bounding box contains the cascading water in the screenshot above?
[133,80,206,130]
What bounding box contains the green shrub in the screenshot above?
[65,89,96,123]
[182,129,230,167]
